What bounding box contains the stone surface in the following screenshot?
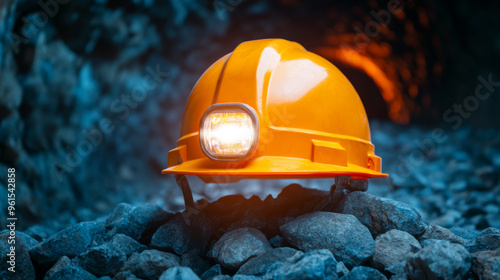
[418,224,468,245]
[207,227,271,271]
[201,264,223,280]
[201,185,328,239]
[339,266,387,280]
[110,234,147,257]
[119,249,180,279]
[236,247,300,276]
[336,262,349,278]
[467,227,500,253]
[405,240,471,280]
[151,212,214,255]
[44,256,97,280]
[201,195,262,231]
[471,250,500,280]
[30,221,105,264]
[180,252,211,276]
[263,249,338,280]
[112,271,142,280]
[105,203,172,243]
[449,227,480,240]
[25,225,55,242]
[232,275,260,280]
[269,235,285,248]
[372,229,421,274]
[390,273,409,280]
[72,244,127,277]
[0,231,36,280]
[338,192,426,237]
[0,230,39,249]
[213,276,233,280]
[280,211,374,268]
[420,238,441,247]
[159,266,201,280]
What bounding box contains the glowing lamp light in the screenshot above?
[200,104,259,161]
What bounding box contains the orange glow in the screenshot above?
[201,112,254,156]
[316,45,410,123]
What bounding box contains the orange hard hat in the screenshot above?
[163,39,387,184]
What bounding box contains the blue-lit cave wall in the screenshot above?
[0,0,499,231]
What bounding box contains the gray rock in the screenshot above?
[405,240,471,280]
[180,252,211,276]
[280,211,374,268]
[105,203,172,243]
[0,231,35,280]
[201,264,223,280]
[278,216,296,227]
[0,230,39,249]
[72,244,127,277]
[264,249,338,280]
[233,275,259,280]
[269,235,285,248]
[44,256,97,280]
[449,227,480,240]
[110,234,147,257]
[236,247,300,276]
[159,266,201,280]
[420,239,441,248]
[19,232,40,250]
[336,262,349,278]
[119,249,180,279]
[418,224,468,245]
[338,192,426,237]
[112,271,142,280]
[339,266,387,280]
[212,275,233,280]
[390,273,408,280]
[372,229,421,274]
[207,227,271,271]
[30,221,105,264]
[468,228,500,253]
[386,261,407,275]
[471,250,500,280]
[430,210,462,229]
[25,225,55,242]
[151,212,214,255]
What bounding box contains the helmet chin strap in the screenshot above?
[175,174,195,210]
[315,175,368,212]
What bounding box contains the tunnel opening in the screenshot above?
[332,62,389,121]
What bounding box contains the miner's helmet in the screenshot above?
[163,39,388,207]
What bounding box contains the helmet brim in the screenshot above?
[162,156,388,183]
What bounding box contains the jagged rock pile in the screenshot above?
[1,185,499,280]
[369,121,500,232]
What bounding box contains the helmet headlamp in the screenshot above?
[199,103,259,161]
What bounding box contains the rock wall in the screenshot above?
[0,0,499,230]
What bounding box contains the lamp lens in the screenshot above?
[202,112,255,157]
